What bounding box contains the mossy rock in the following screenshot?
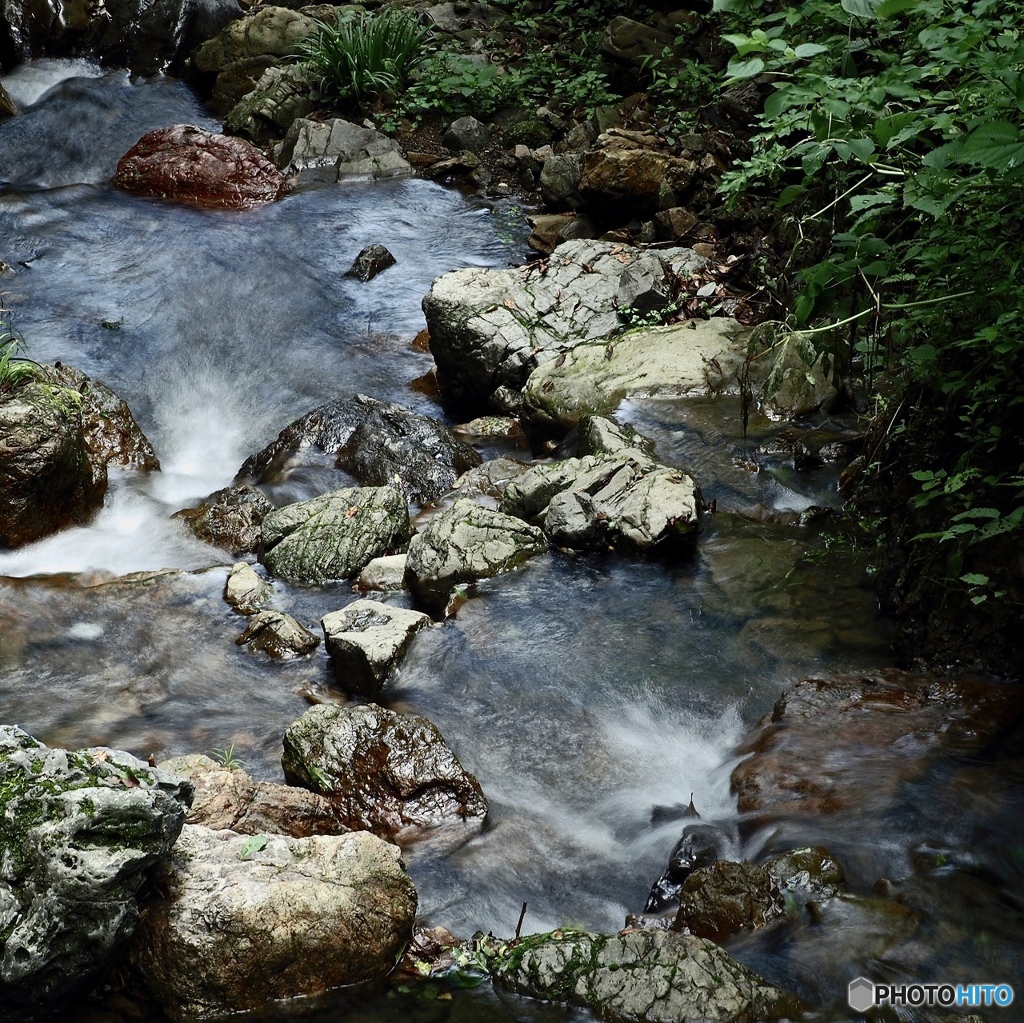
[504,118,554,150]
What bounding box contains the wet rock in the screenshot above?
[731,670,1022,821]
[44,363,159,476]
[113,125,288,210]
[281,703,488,837]
[223,65,313,144]
[160,754,348,837]
[805,892,919,960]
[420,149,480,181]
[404,499,547,614]
[600,16,678,65]
[275,117,412,179]
[0,726,191,1019]
[522,319,747,432]
[129,824,416,1022]
[492,928,800,1023]
[223,561,271,613]
[0,381,105,548]
[451,457,531,503]
[453,416,527,444]
[501,443,700,553]
[173,485,272,555]
[345,243,396,282]
[356,554,408,592]
[0,82,16,119]
[261,486,410,584]
[236,609,318,658]
[321,599,431,698]
[338,400,481,504]
[765,846,845,898]
[646,820,724,912]
[423,240,706,414]
[539,152,583,208]
[443,115,490,154]
[675,860,785,942]
[237,394,476,504]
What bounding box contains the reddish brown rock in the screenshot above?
[113,125,288,210]
[731,670,1021,819]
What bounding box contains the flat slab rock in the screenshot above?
[322,599,431,699]
[492,928,801,1023]
[282,703,487,838]
[161,754,348,837]
[404,498,547,614]
[261,485,410,584]
[731,669,1022,820]
[422,239,706,413]
[129,824,416,1022]
[113,124,288,209]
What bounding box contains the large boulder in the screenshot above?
[173,484,272,554]
[0,726,191,1020]
[160,754,348,837]
[0,381,105,548]
[321,599,432,699]
[113,125,288,210]
[274,117,412,179]
[129,824,416,1022]
[239,394,479,505]
[731,670,1022,822]
[44,363,159,475]
[422,240,706,414]
[261,486,410,584]
[492,928,800,1023]
[282,703,488,837]
[192,5,319,73]
[404,499,547,614]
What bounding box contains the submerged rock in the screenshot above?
[0,726,191,1020]
[405,499,547,614]
[223,561,271,613]
[345,243,396,282]
[730,670,1021,821]
[0,381,105,548]
[282,703,488,837]
[235,609,318,658]
[113,125,288,209]
[492,928,800,1023]
[129,824,416,1022]
[261,485,410,584]
[160,754,347,837]
[321,599,431,699]
[422,239,706,413]
[173,484,272,555]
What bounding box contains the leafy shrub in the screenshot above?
[300,9,430,106]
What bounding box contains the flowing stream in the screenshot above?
[1,62,1020,1023]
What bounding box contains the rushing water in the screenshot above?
[1,61,1020,1023]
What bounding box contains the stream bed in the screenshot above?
[1,61,1021,1023]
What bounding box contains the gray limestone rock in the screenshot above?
[443,115,490,154]
[0,726,191,1020]
[321,599,431,698]
[261,486,410,584]
[539,152,583,209]
[422,240,706,414]
[223,561,272,613]
[275,117,412,179]
[235,609,319,658]
[492,928,801,1023]
[224,64,313,143]
[356,554,408,592]
[404,499,547,614]
[129,824,416,1022]
[282,703,488,837]
[192,6,319,72]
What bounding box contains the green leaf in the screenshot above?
[841,0,881,17]
[240,835,269,859]
[793,43,829,58]
[960,573,991,586]
[954,120,1024,170]
[875,0,923,16]
[725,56,765,80]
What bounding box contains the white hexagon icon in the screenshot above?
[848,977,875,1013]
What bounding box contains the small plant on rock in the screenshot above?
[211,743,245,770]
[0,300,38,394]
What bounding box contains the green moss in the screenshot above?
[503,119,553,149]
